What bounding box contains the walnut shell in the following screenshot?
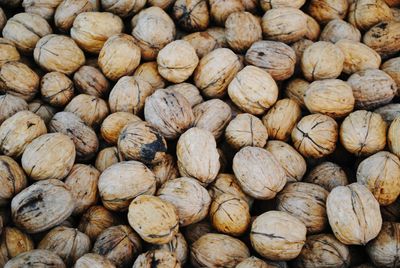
[98,161,156,211]
[101,112,141,145]
[291,113,338,158]
[0,227,34,266]
[0,156,27,206]
[73,66,110,98]
[54,0,99,32]
[232,146,286,200]
[209,0,244,25]
[304,162,348,191]
[173,0,209,32]
[0,39,20,68]
[133,61,166,91]
[11,179,74,234]
[284,78,309,108]
[40,72,74,107]
[382,57,400,95]
[0,111,46,158]
[305,15,321,41]
[340,110,387,156]
[148,0,175,9]
[93,225,142,268]
[245,41,296,81]
[182,31,219,59]
[236,256,270,268]
[0,61,39,101]
[375,103,400,123]
[78,206,118,241]
[133,250,180,268]
[101,0,146,17]
[95,147,121,173]
[183,221,214,245]
[28,99,56,124]
[4,249,65,268]
[74,253,116,268]
[348,0,393,31]
[364,21,400,59]
[260,0,305,11]
[261,8,307,43]
[165,83,203,107]
[151,233,188,265]
[157,177,211,226]
[21,133,75,181]
[291,39,314,72]
[389,116,400,158]
[308,0,349,24]
[191,233,250,267]
[0,8,5,31]
[193,99,231,139]
[22,0,63,20]
[320,19,362,43]
[250,211,307,261]
[150,154,179,187]
[326,183,382,245]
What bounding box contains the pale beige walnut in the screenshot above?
[74,253,116,268]
[64,164,99,215]
[276,182,329,234]
[133,61,166,91]
[320,19,362,43]
[348,69,397,109]
[291,39,314,73]
[0,111,46,158]
[209,0,244,25]
[305,15,321,41]
[22,0,63,19]
[225,113,268,150]
[131,7,176,60]
[262,98,302,141]
[101,112,141,145]
[193,99,231,139]
[232,146,286,200]
[228,66,278,115]
[73,66,110,98]
[304,162,348,191]
[326,183,382,245]
[292,114,338,158]
[55,0,99,32]
[261,8,307,44]
[389,117,400,158]
[101,0,146,17]
[251,211,307,261]
[340,110,387,156]
[144,89,194,139]
[151,233,188,265]
[118,120,167,164]
[128,195,179,244]
[265,141,306,182]
[98,161,156,211]
[375,103,400,123]
[95,147,121,173]
[304,79,354,118]
[2,13,52,54]
[0,156,27,206]
[194,48,242,98]
[34,34,85,75]
[40,72,74,107]
[133,250,180,268]
[78,206,118,241]
[245,41,296,81]
[308,0,348,24]
[348,0,393,31]
[11,179,74,234]
[366,222,400,267]
[183,221,214,244]
[301,42,344,81]
[382,57,400,96]
[173,0,209,32]
[236,256,270,268]
[38,226,91,266]
[0,62,39,101]
[336,39,381,75]
[71,12,123,54]
[0,95,27,125]
[285,79,309,108]
[191,233,249,267]
[4,249,65,268]
[0,39,20,68]
[225,11,261,53]
[28,99,56,124]
[157,40,199,83]
[64,94,109,127]
[260,0,305,11]
[98,34,141,81]
[150,154,179,187]
[93,225,142,268]
[182,31,219,59]
[363,21,400,59]
[166,83,203,107]
[292,234,350,267]
[357,151,400,206]
[0,227,34,266]
[176,127,220,185]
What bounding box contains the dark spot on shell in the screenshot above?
[140,133,167,164]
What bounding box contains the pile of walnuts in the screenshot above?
[0,0,399,267]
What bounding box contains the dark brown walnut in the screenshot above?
[292,113,338,158]
[109,76,153,115]
[348,0,393,31]
[2,12,52,54]
[74,253,116,268]
[173,0,209,32]
[118,120,167,164]
[131,7,176,60]
[363,21,400,59]
[11,179,74,234]
[0,61,39,101]
[0,156,27,206]
[40,72,74,107]
[151,233,188,264]
[382,57,400,95]
[292,234,350,267]
[320,19,361,44]
[73,66,110,98]
[183,221,214,244]
[95,147,121,173]
[64,164,99,215]
[128,195,179,244]
[144,89,194,139]
[245,41,296,81]
[284,78,309,108]
[54,0,99,32]
[4,249,66,268]
[375,103,400,123]
[157,177,211,226]
[93,225,142,268]
[133,250,180,268]
[0,39,20,68]
[193,99,232,139]
[28,99,57,124]
[366,222,400,267]
[98,161,156,211]
[182,31,219,59]
[291,39,314,73]
[64,94,109,128]
[0,227,34,266]
[209,0,244,26]
[34,34,85,75]
[78,206,118,241]
[191,233,250,267]
[305,162,348,191]
[150,154,179,187]
[101,112,141,145]
[38,226,91,266]
[340,110,387,156]
[261,8,307,44]
[0,111,47,158]
[133,61,166,91]
[276,182,329,234]
[308,0,348,24]
[260,0,305,11]
[21,133,75,181]
[166,83,204,107]
[101,0,146,18]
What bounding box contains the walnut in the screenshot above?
[28,99,57,124]
[0,94,27,125]
[284,78,309,108]
[308,0,349,24]
[133,61,166,91]
[133,250,180,268]
[40,72,74,107]
[320,19,362,43]
[148,0,175,9]
[236,257,270,268]
[95,147,121,173]
[149,154,179,187]
[22,0,63,20]
[375,103,400,123]
[0,38,20,68]
[173,0,209,32]
[101,112,141,145]
[74,253,116,268]
[0,8,5,32]
[101,0,146,17]
[182,31,219,59]
[241,0,259,13]
[0,156,27,206]
[291,39,314,73]
[363,21,400,59]
[0,227,34,266]
[78,206,118,241]
[389,116,400,158]
[166,83,203,107]
[54,0,99,32]
[348,0,393,31]
[304,162,349,191]
[4,249,65,268]
[382,57,400,95]
[305,14,321,41]
[151,233,188,265]
[260,0,305,11]
[73,66,110,98]
[183,221,214,244]
[209,0,244,26]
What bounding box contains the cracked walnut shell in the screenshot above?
[173,0,209,32]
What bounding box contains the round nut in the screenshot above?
[363,21,400,59]
[348,0,393,31]
[304,162,348,191]
[305,14,321,41]
[74,253,115,268]
[151,233,188,265]
[284,78,309,108]
[133,250,180,268]
[236,257,270,268]
[291,39,314,72]
[382,57,400,95]
[260,0,305,11]
[0,94,29,125]
[0,156,27,206]
[95,147,121,173]
[4,249,65,268]
[40,72,74,107]
[133,61,166,91]
[320,19,361,43]
[28,99,57,124]
[54,0,99,32]
[78,206,118,241]
[22,0,63,20]
[308,0,349,24]
[0,38,20,68]
[166,83,203,108]
[73,66,110,98]
[0,227,34,265]
[150,154,179,187]
[173,0,209,32]
[101,0,146,18]
[389,116,400,158]
[209,0,244,25]
[101,112,141,145]
[375,103,400,123]
[182,31,219,59]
